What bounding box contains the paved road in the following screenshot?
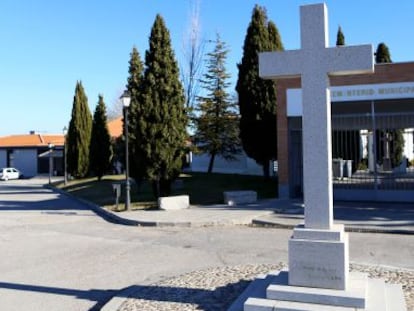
[0,179,413,311]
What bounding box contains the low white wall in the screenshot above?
[158,195,190,210]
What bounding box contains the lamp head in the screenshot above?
[120,90,131,108]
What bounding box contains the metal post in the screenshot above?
[48,143,53,184]
[64,139,67,185]
[63,127,68,186]
[371,100,378,191]
[125,106,131,210]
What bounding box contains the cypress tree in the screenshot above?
[141,14,188,197]
[236,5,283,178]
[90,95,113,180]
[126,47,145,184]
[67,81,92,178]
[194,33,241,173]
[375,42,392,63]
[336,26,345,46]
[391,129,405,167]
[374,43,404,168]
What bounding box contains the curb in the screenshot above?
[46,185,155,227]
[251,218,414,235]
[46,185,269,228]
[46,185,414,234]
[100,285,139,311]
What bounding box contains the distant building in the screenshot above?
[0,116,126,178]
[0,118,271,178]
[0,132,64,177]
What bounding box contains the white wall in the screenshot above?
[403,129,414,161]
[189,151,271,176]
[13,149,38,177]
[0,150,6,168]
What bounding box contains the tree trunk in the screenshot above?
[152,179,160,199]
[262,160,270,180]
[153,178,172,199]
[207,153,216,173]
[160,178,172,197]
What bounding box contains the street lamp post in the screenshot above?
[63,126,68,185]
[120,90,131,211]
[48,143,54,184]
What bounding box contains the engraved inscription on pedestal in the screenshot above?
[289,232,349,289]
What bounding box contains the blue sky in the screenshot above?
[1,0,413,136]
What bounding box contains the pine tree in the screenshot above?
[141,14,188,197]
[67,81,92,178]
[126,47,145,184]
[194,33,241,173]
[336,26,345,46]
[236,5,283,178]
[374,42,404,167]
[90,95,113,180]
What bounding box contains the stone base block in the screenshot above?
[223,190,257,205]
[288,225,349,290]
[245,297,356,310]
[242,270,407,311]
[267,270,366,308]
[158,195,189,210]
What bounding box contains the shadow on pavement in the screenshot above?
[0,279,250,311]
[0,281,117,311]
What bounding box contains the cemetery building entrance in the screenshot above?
[278,62,414,202]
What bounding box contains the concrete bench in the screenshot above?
[158,195,190,210]
[223,190,257,205]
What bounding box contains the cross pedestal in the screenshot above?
[236,3,407,310]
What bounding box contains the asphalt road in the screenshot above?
[0,178,413,311]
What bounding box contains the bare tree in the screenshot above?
[181,0,204,111]
[107,89,124,121]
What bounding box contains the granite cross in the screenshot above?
[259,3,374,229]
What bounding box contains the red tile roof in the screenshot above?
[0,116,124,148]
[0,134,64,148]
[107,117,123,138]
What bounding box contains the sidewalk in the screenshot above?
[77,192,414,234]
[253,199,414,234]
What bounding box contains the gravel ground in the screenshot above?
[118,263,413,311]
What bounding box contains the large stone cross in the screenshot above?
[260,3,374,229]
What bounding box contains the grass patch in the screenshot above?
[56,172,278,211]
